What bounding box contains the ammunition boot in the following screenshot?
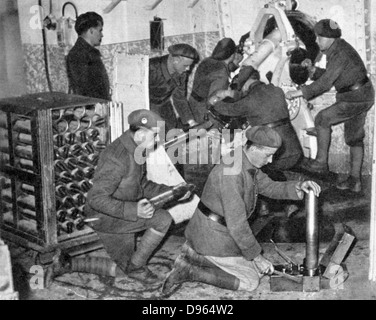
[126,228,166,285]
[44,250,127,287]
[126,262,159,285]
[44,249,72,288]
[162,255,240,296]
[181,242,218,268]
[336,176,362,193]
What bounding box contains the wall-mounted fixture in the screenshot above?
[150,16,164,51]
[43,2,78,48]
[188,0,200,8]
[103,0,127,14]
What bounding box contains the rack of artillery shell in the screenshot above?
[0,92,110,262]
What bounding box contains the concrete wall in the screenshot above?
[17,0,220,45]
[0,0,26,98]
[16,0,222,93]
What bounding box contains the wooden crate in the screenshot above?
[0,92,109,259]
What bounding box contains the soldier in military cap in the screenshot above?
[85,109,194,284]
[45,109,192,286]
[162,126,320,295]
[208,66,304,216]
[189,37,241,124]
[286,19,375,193]
[149,43,200,132]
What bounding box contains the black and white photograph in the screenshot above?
[0,0,376,304]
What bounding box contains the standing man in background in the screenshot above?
[149,44,200,132]
[286,19,374,193]
[67,11,111,100]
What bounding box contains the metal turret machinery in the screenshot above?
[237,0,320,159]
[235,1,356,292]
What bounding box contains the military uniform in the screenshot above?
[67,37,111,100]
[162,126,310,294]
[213,80,303,171]
[185,151,301,259]
[189,58,232,123]
[189,38,238,125]
[149,55,194,131]
[297,19,375,192]
[85,110,173,276]
[301,38,374,149]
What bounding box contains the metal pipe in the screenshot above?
[305,188,318,276]
[242,28,282,69]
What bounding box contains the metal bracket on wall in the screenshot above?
[103,0,127,14]
[144,0,164,11]
[188,0,200,8]
[353,0,367,66]
[364,0,372,72]
[216,0,233,39]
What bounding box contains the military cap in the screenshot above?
[128,109,164,129]
[211,38,236,60]
[168,44,199,61]
[245,126,282,148]
[314,19,342,38]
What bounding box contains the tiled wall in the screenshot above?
[23,31,221,95]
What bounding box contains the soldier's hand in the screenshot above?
[137,199,155,219]
[187,119,199,128]
[208,94,220,105]
[301,58,313,68]
[301,58,316,77]
[253,254,275,276]
[217,89,235,99]
[178,190,192,202]
[232,52,244,66]
[208,90,234,105]
[298,180,321,197]
[285,90,303,100]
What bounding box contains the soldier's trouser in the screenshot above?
[94,209,172,273]
[314,99,373,148]
[204,255,262,291]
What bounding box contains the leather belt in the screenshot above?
[198,201,227,227]
[264,117,290,129]
[191,91,205,102]
[337,77,369,94]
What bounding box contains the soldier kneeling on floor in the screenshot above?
[162,126,321,295]
[45,109,192,287]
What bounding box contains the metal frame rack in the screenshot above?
[0,92,109,260]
